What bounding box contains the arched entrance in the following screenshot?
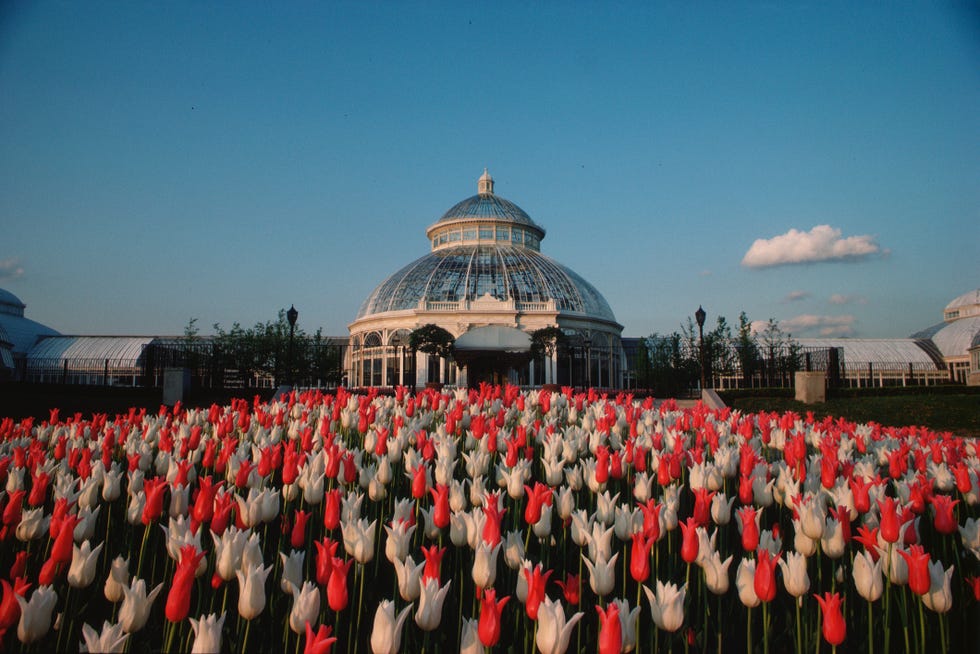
[453,326,532,388]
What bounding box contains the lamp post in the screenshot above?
[695,305,706,392]
[286,304,298,387]
[584,336,592,389]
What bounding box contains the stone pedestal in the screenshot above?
[795,371,826,404]
[163,368,190,406]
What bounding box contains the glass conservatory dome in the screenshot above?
[355,170,618,324]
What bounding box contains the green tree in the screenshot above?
[409,324,455,359]
[633,337,654,389]
[735,311,761,385]
[756,318,802,386]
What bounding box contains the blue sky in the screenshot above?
[1,2,977,340]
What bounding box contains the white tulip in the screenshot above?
[235,563,272,620]
[613,597,641,652]
[119,578,164,633]
[852,550,883,602]
[921,560,954,613]
[778,551,811,598]
[701,550,733,595]
[189,612,226,654]
[16,585,58,644]
[279,549,306,594]
[735,558,760,608]
[68,540,104,588]
[286,581,320,634]
[414,578,451,631]
[472,540,501,589]
[535,595,584,654]
[582,552,618,597]
[393,555,424,602]
[644,580,686,632]
[103,556,130,603]
[384,520,416,564]
[370,600,413,654]
[80,620,128,653]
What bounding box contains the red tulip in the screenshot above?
[692,488,715,527]
[736,506,759,552]
[49,513,81,565]
[429,484,450,530]
[0,577,30,631]
[327,557,353,612]
[27,471,50,507]
[630,532,654,583]
[853,525,880,562]
[555,572,580,605]
[523,482,552,526]
[210,493,235,536]
[315,538,339,586]
[595,446,610,484]
[304,622,337,654]
[141,477,169,525]
[753,549,781,602]
[737,473,755,505]
[1,490,25,527]
[421,545,445,582]
[930,495,959,536]
[878,497,901,544]
[412,464,428,500]
[38,556,65,585]
[954,463,973,494]
[165,545,206,622]
[291,509,311,549]
[814,592,846,646]
[478,588,510,647]
[899,544,931,595]
[637,499,661,542]
[190,476,220,528]
[596,602,622,654]
[48,497,71,539]
[679,517,700,564]
[9,551,28,581]
[323,489,341,531]
[482,497,506,547]
[522,563,552,620]
[966,576,980,602]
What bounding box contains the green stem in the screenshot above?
[917,597,925,654]
[747,605,752,654]
[867,597,873,654]
[796,596,803,654]
[763,601,769,654]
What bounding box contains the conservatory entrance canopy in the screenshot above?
[453,325,532,386]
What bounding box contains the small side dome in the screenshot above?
[943,288,980,322]
[0,288,26,317]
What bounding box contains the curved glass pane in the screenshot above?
[356,245,617,322]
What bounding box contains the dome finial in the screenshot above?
[478,168,494,195]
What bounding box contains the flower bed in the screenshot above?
[0,385,977,652]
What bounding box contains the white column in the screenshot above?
[416,351,427,388]
[381,348,388,388]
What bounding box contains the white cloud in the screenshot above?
[828,293,867,305]
[779,314,857,337]
[741,225,881,268]
[782,290,810,303]
[0,258,24,280]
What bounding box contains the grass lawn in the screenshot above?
[727,393,980,439]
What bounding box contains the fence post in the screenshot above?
[104,358,109,386]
